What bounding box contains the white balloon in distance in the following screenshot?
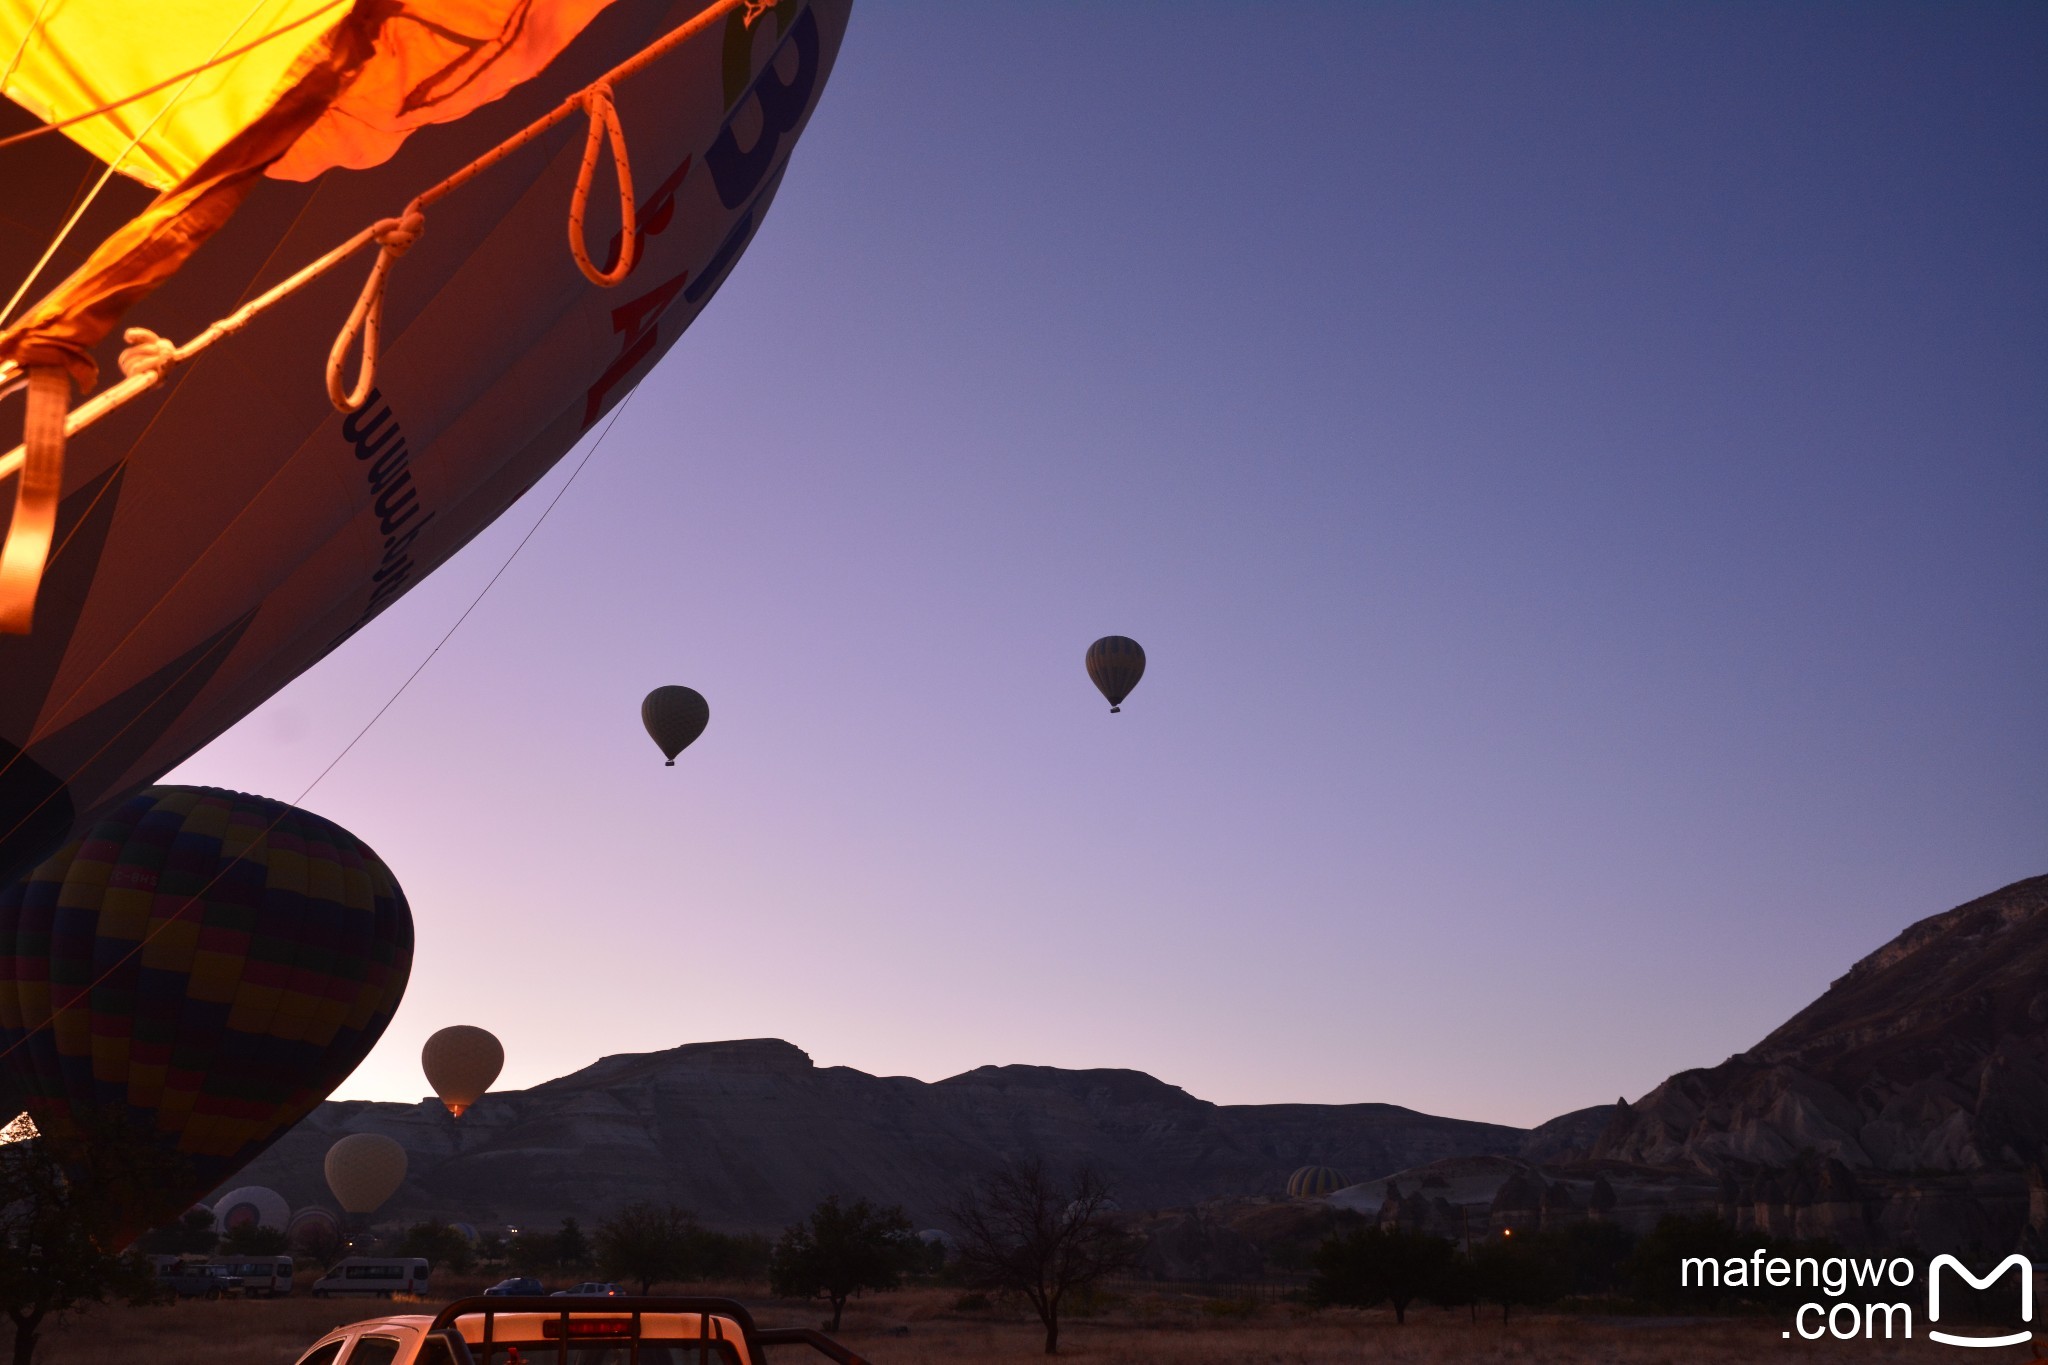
[324,1133,408,1215]
[422,1024,504,1118]
[213,1184,289,1232]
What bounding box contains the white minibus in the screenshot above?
[310,1257,430,1298]
[218,1255,293,1297]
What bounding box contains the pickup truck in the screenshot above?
[286,1295,871,1365]
[156,1262,244,1300]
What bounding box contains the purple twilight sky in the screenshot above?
[170,1,2047,1129]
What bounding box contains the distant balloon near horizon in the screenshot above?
[1085,636,1147,713]
[422,1025,504,1119]
[213,1186,289,1233]
[325,1133,408,1215]
[286,1206,340,1250]
[1286,1166,1348,1199]
[642,686,710,766]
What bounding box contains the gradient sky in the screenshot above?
[169,1,2047,1129]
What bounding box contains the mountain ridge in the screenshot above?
[225,1038,1531,1230]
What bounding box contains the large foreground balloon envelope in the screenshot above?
[422,1025,504,1118]
[325,1132,408,1215]
[0,785,413,1225]
[642,686,710,765]
[1085,636,1147,713]
[0,0,852,884]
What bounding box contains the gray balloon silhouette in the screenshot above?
[642,686,709,765]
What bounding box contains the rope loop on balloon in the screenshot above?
[569,83,637,287]
[327,209,427,413]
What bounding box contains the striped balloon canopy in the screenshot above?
[1085,636,1146,713]
[0,786,413,1229]
[1286,1165,1348,1199]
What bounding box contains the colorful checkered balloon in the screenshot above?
[1286,1165,1348,1199]
[0,786,413,1215]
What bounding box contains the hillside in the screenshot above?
[1596,875,2048,1173]
[223,1040,1526,1230]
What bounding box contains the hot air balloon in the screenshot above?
[642,685,710,765]
[325,1132,408,1215]
[0,0,851,884]
[1085,636,1146,713]
[287,1204,341,1250]
[422,1024,504,1118]
[213,1185,290,1233]
[1286,1166,1347,1199]
[0,785,413,1229]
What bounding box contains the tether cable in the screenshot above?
[0,387,637,1061]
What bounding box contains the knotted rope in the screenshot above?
[326,210,426,411]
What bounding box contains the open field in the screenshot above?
[33,1283,2036,1365]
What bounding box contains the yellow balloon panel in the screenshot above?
[0,0,347,189]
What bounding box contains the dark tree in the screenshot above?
[505,1228,558,1276]
[596,1203,701,1294]
[555,1218,593,1274]
[947,1160,1139,1355]
[133,1209,218,1257]
[1310,1224,1457,1324]
[219,1225,289,1257]
[293,1221,343,1270]
[768,1197,918,1332]
[507,1217,593,1277]
[702,1231,771,1282]
[1471,1231,1570,1321]
[0,1121,180,1365]
[390,1222,474,1273]
[1544,1220,1635,1296]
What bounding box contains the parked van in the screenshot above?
[311,1257,430,1299]
[152,1258,243,1299]
[218,1254,293,1297]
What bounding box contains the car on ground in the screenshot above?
[285,1296,869,1365]
[311,1256,432,1298]
[482,1277,545,1297]
[218,1254,294,1297]
[155,1260,244,1299]
[551,1282,625,1297]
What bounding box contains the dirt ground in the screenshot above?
[32,1282,2037,1365]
